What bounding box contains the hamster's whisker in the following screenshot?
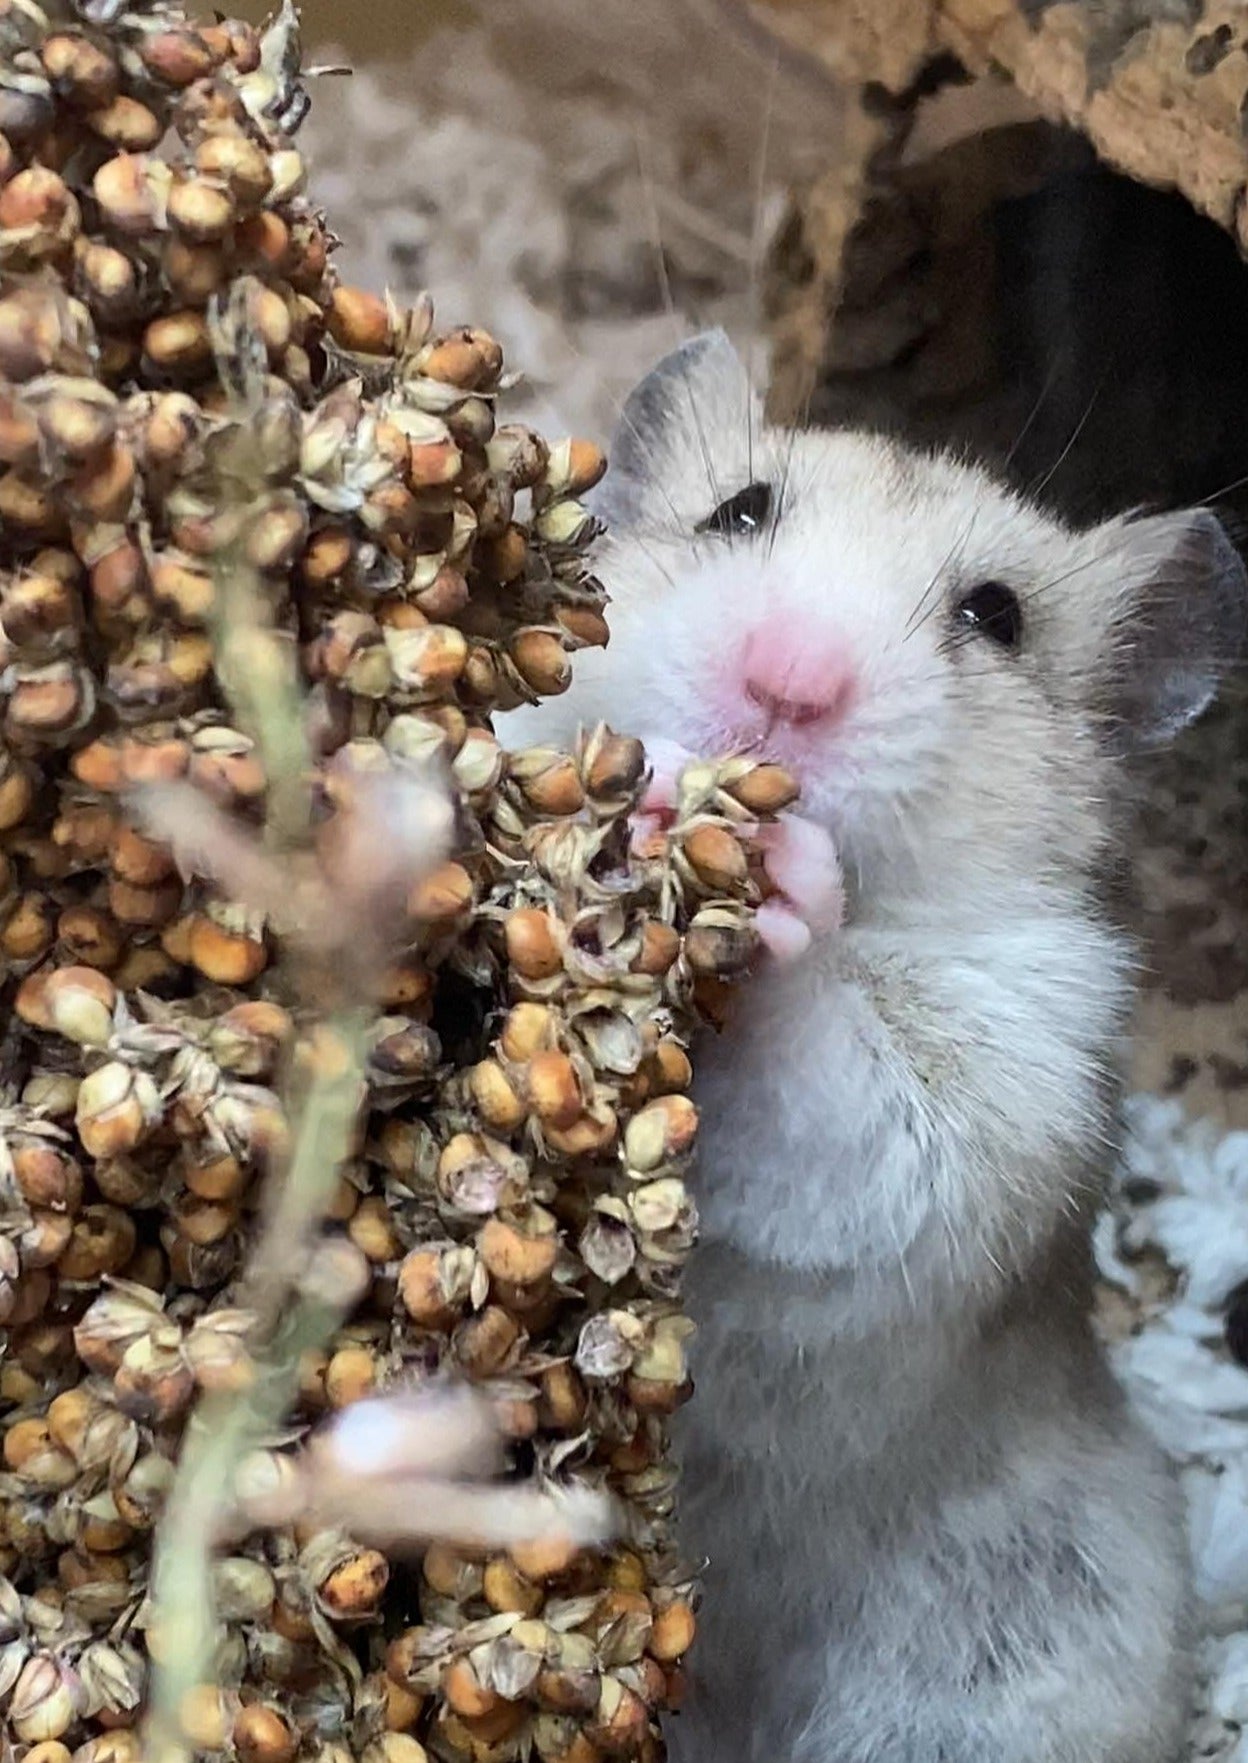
[885,795,927,879]
[1026,373,1108,504]
[623,530,682,595]
[770,426,800,559]
[934,623,987,659]
[768,389,812,560]
[632,128,722,511]
[590,511,684,595]
[905,512,979,640]
[1015,528,1149,612]
[1191,465,1248,509]
[745,52,780,491]
[1002,356,1062,474]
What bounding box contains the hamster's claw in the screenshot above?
[755,901,814,962]
[631,736,696,855]
[754,813,843,963]
[640,736,697,817]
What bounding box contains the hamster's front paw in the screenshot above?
[630,736,696,855]
[754,813,844,962]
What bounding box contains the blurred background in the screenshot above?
[220,0,845,438]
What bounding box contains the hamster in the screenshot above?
[502,330,1248,1763]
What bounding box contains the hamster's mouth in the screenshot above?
[683,701,871,834]
[746,728,865,801]
[725,719,822,770]
[745,734,873,854]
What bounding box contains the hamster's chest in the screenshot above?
[685,936,951,1265]
[691,933,960,1149]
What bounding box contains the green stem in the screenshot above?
[213,545,311,854]
[238,1009,370,1335]
[143,1011,367,1763]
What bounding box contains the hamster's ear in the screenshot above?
[1103,507,1247,746]
[596,329,759,528]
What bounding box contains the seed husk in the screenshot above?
[162,235,226,302]
[505,907,563,980]
[398,1246,463,1330]
[0,166,80,253]
[526,1050,584,1130]
[512,628,572,696]
[327,284,391,353]
[87,95,162,151]
[93,153,170,234]
[41,34,119,108]
[470,1060,526,1133]
[480,1214,559,1287]
[682,823,749,891]
[724,761,799,815]
[407,860,473,924]
[648,1601,696,1661]
[233,1704,297,1763]
[143,309,211,373]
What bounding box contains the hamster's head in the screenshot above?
[550,331,1247,904]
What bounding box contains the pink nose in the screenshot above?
[741,627,856,728]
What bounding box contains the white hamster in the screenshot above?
[503,330,1248,1763]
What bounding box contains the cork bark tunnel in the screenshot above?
[754,0,1248,536]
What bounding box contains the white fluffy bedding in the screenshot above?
[1102,1098,1248,1761]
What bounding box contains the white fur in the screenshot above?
[502,335,1246,1761]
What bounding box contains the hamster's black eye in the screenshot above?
[954,581,1023,649]
[696,481,772,539]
